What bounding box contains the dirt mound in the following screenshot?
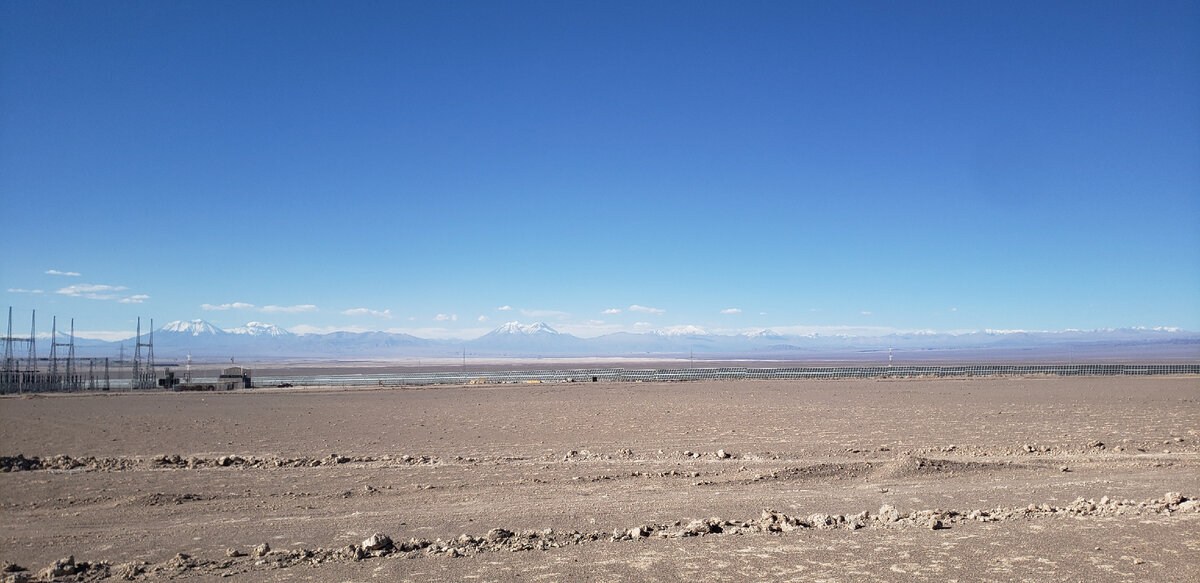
[0,454,133,473]
[748,462,874,483]
[870,454,1014,480]
[4,492,1193,580]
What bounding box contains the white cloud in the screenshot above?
[56,283,129,300]
[633,321,654,328]
[629,304,665,315]
[602,308,621,314]
[759,311,767,316]
[861,311,872,315]
[434,313,458,322]
[45,269,81,277]
[261,304,318,313]
[720,308,742,314]
[204,301,316,313]
[497,305,513,311]
[477,315,489,322]
[7,288,43,294]
[201,302,256,311]
[950,307,958,312]
[56,283,149,303]
[520,308,570,319]
[342,307,392,318]
[57,283,126,296]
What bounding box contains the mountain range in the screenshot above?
[62,319,1200,362]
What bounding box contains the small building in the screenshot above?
[219,366,252,389]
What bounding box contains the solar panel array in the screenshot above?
[253,363,1200,388]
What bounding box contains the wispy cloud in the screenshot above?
[203,302,316,314]
[477,315,489,322]
[56,283,129,300]
[7,288,43,294]
[435,313,458,322]
[633,321,654,328]
[45,269,81,277]
[861,311,872,316]
[56,283,148,303]
[629,304,665,315]
[497,305,513,311]
[720,308,742,314]
[262,304,319,314]
[57,283,126,297]
[520,308,570,319]
[201,302,256,311]
[341,307,392,318]
[950,307,958,312]
[602,308,621,314]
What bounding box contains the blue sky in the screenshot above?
[2,1,1198,340]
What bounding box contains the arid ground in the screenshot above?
[2,375,1198,581]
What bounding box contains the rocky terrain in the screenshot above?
[1,375,1198,581]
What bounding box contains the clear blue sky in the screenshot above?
[3,1,1198,340]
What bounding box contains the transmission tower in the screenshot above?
[28,310,37,376]
[2,308,39,393]
[132,317,156,389]
[132,319,140,387]
[3,307,13,375]
[49,316,80,391]
[49,316,57,375]
[67,319,76,390]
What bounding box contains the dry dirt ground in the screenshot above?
[2,375,1198,582]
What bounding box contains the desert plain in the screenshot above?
[2,374,1199,581]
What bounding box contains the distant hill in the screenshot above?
[66,321,1200,363]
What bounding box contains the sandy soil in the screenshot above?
[2,375,1198,581]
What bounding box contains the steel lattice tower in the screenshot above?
[50,316,59,375]
[3,307,13,373]
[132,317,156,389]
[2,308,38,393]
[28,310,36,374]
[49,317,77,391]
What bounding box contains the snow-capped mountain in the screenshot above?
[490,321,560,335]
[158,320,225,336]
[229,322,292,337]
[742,329,786,340]
[469,321,583,354]
[653,325,710,337]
